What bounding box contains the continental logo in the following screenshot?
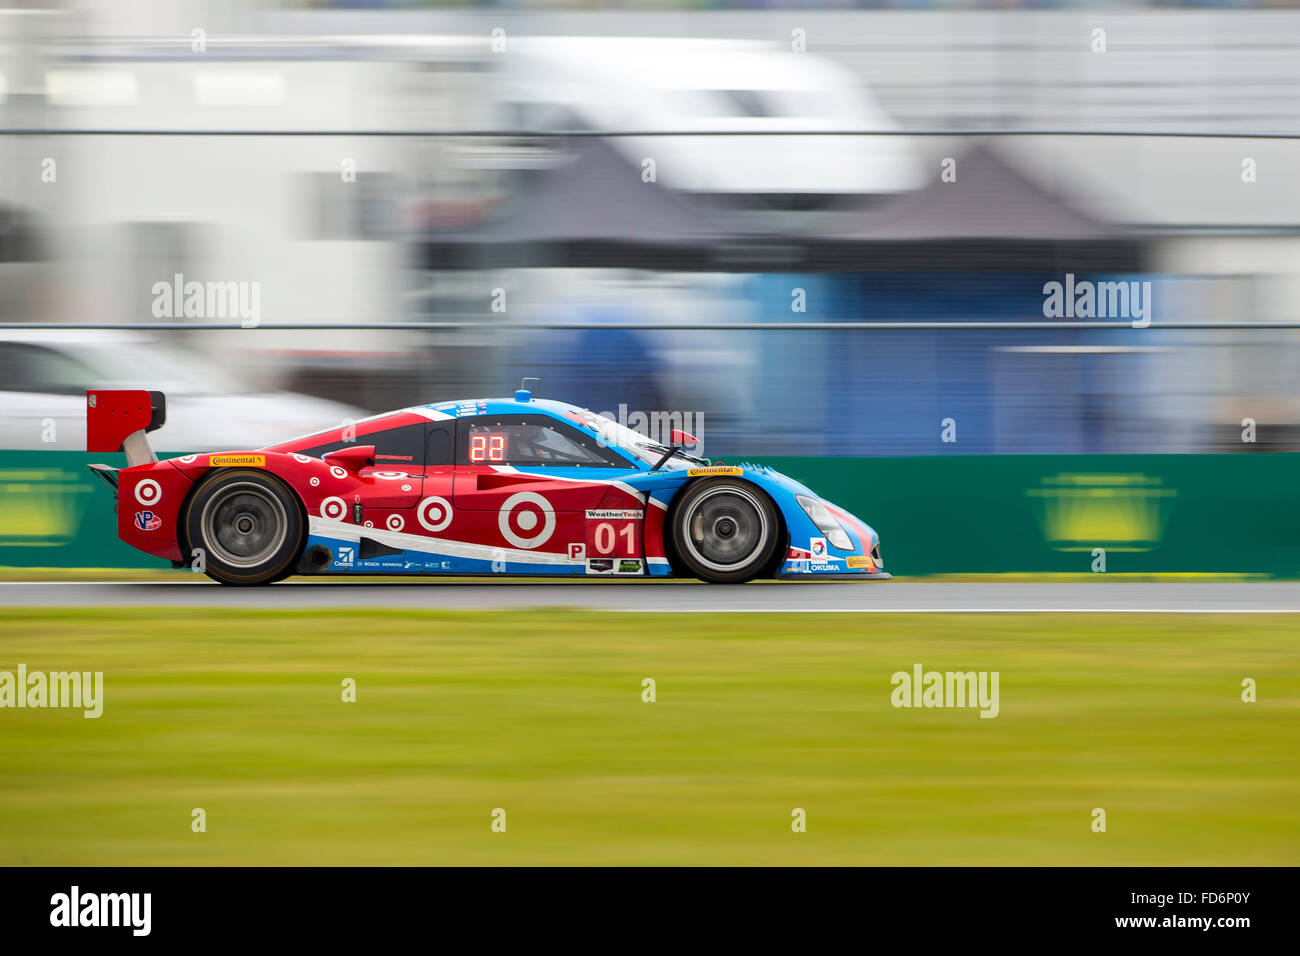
[847,555,876,570]
[209,454,265,467]
[687,466,742,477]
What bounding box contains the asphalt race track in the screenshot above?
[3,581,1299,612]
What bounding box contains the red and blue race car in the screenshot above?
[86,388,888,585]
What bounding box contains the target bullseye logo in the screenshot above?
[330,466,348,480]
[133,479,162,506]
[498,492,555,549]
[386,514,405,532]
[319,496,347,520]
[417,496,453,533]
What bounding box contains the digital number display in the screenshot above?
[469,432,506,463]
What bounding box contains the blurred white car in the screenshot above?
[497,37,922,203]
[0,330,367,452]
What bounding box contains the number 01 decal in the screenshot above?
[584,510,643,557]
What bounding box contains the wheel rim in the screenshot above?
[681,486,769,573]
[200,482,288,569]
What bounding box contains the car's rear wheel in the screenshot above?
[184,469,304,585]
[668,478,780,583]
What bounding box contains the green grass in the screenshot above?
[0,608,1296,866]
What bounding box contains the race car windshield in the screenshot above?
[574,410,690,468]
[635,440,707,467]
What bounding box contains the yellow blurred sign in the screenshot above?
[1028,473,1176,552]
[0,469,93,546]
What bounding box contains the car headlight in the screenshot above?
[795,495,853,551]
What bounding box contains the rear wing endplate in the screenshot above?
[86,389,166,468]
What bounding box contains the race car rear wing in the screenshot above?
[86,389,166,468]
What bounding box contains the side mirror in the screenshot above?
[323,444,375,473]
[670,429,699,446]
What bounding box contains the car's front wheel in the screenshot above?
[668,478,780,583]
[184,468,305,585]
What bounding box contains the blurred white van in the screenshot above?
[495,37,922,204]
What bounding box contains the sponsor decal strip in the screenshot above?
[307,517,579,565]
[585,558,644,575]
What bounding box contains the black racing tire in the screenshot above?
[183,468,305,586]
[667,478,781,584]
